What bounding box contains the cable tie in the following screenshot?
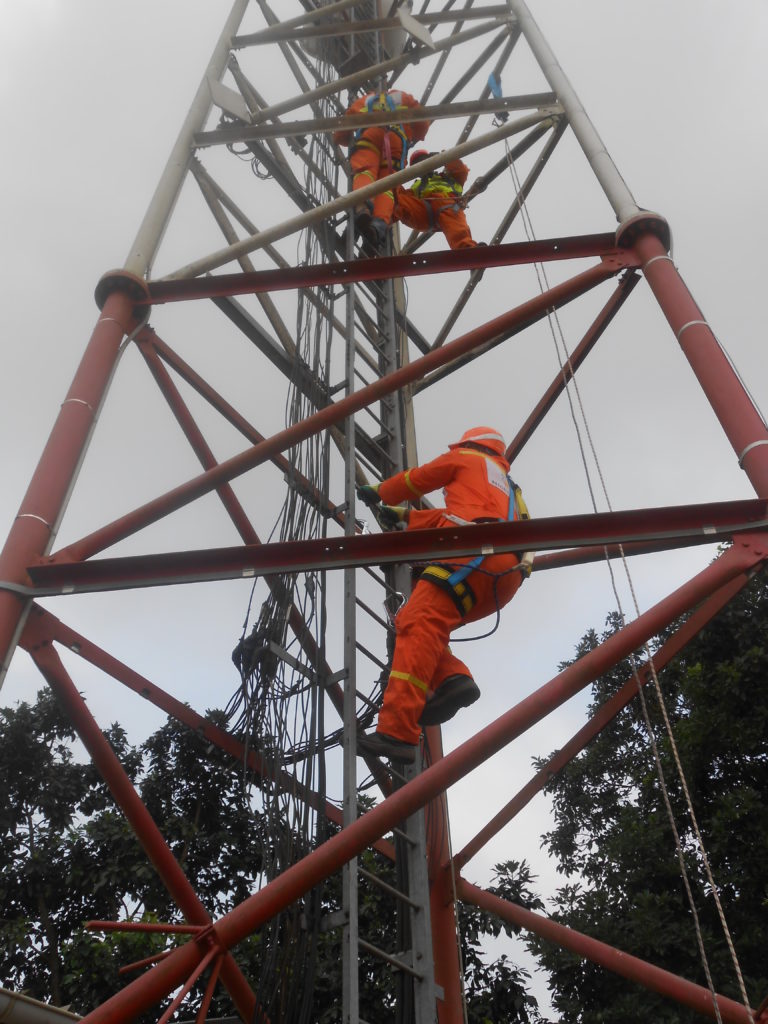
[16,512,53,530]
[61,398,94,412]
[642,253,674,271]
[676,319,708,341]
[738,438,768,467]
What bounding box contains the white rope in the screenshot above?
[505,142,753,1020]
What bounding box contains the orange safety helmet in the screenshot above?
[449,426,507,457]
[409,148,431,166]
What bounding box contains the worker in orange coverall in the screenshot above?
[333,89,431,249]
[394,149,477,249]
[356,427,532,762]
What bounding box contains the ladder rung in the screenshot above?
[354,451,382,478]
[354,691,380,717]
[392,825,418,847]
[360,433,397,466]
[362,565,400,593]
[355,640,387,671]
[355,595,391,631]
[267,642,316,682]
[358,939,424,979]
[360,405,396,437]
[318,909,347,933]
[359,867,422,910]
[388,760,418,783]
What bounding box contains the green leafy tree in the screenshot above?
[460,860,549,1024]
[530,569,768,1022]
[0,692,264,1019]
[1,690,549,1021]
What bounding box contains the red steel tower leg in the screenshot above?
[634,232,768,497]
[425,729,465,1024]
[26,622,257,1023]
[0,287,141,681]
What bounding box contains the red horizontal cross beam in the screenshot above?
[458,879,754,1023]
[27,499,768,594]
[144,234,630,305]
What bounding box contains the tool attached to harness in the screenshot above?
[488,73,509,126]
[420,476,526,617]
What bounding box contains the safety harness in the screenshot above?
[413,170,463,200]
[351,92,411,170]
[420,476,528,618]
[410,171,464,229]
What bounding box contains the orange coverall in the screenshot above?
[332,90,431,225]
[375,448,525,743]
[394,159,476,249]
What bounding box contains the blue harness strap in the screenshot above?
[446,477,517,588]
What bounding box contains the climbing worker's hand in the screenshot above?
[376,504,407,530]
[356,483,381,508]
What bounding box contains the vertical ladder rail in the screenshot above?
[343,203,361,1024]
[378,231,437,1024]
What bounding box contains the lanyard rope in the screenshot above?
[506,140,753,1021]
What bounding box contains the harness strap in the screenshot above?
[424,475,526,612]
[383,132,393,173]
[420,564,477,617]
[351,138,382,156]
[351,93,410,167]
[446,477,517,587]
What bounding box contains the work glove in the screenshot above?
[376,504,408,531]
[356,483,381,508]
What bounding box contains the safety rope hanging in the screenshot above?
[504,146,754,1021]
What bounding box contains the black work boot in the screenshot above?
[359,731,418,763]
[355,209,373,236]
[361,216,388,250]
[418,674,480,727]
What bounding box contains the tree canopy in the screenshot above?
[530,568,768,1021]
[0,688,547,1022]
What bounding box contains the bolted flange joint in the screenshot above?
[615,210,672,252]
[94,269,152,312]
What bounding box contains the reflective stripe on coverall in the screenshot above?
[376,448,526,743]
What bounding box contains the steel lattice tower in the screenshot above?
[1,2,767,1023]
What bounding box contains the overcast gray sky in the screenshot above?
[1,0,766,1013]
